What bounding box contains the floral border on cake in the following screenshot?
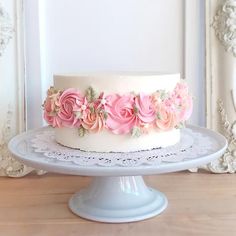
[43,82,192,137]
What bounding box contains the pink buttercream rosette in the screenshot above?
[57,88,85,127]
[105,93,156,134]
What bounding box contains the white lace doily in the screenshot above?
[30,128,217,167]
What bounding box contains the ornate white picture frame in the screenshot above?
[0,0,43,177]
[205,0,236,173]
[0,0,234,177]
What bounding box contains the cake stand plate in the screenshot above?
[8,125,227,223]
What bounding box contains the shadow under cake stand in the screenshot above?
[8,125,227,223]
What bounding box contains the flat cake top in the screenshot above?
[54,73,180,93]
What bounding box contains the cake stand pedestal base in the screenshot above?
[68,176,168,223]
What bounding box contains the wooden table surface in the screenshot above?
[0,171,235,236]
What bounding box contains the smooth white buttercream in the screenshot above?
[54,73,180,152]
[56,128,180,152]
[54,73,179,94]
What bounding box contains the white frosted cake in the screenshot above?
[43,73,192,152]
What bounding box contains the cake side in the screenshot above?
[55,128,180,152]
[43,73,192,152]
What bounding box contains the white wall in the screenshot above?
[24,0,204,129]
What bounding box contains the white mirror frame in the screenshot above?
[204,0,236,173]
[0,0,28,177]
[0,0,44,177]
[0,0,234,177]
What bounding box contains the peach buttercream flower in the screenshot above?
[43,87,62,127]
[151,91,161,107]
[58,88,84,127]
[82,110,105,133]
[155,104,177,131]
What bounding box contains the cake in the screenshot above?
[43,73,192,152]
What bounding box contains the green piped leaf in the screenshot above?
[133,105,139,114]
[85,86,97,102]
[159,90,168,100]
[78,126,86,137]
[131,91,138,96]
[175,121,185,129]
[131,126,142,138]
[89,105,95,113]
[102,110,108,120]
[74,111,82,119]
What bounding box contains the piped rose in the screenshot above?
[135,94,156,124]
[43,87,62,127]
[155,104,177,131]
[57,88,84,127]
[106,94,138,134]
[82,110,105,133]
[171,82,193,122]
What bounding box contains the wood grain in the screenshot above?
[0,172,235,236]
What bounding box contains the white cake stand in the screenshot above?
[8,125,227,223]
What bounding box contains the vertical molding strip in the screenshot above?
[0,0,43,177]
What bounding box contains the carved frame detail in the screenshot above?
[0,0,45,177]
[0,108,40,177]
[205,0,236,173]
[212,0,236,57]
[0,1,13,56]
